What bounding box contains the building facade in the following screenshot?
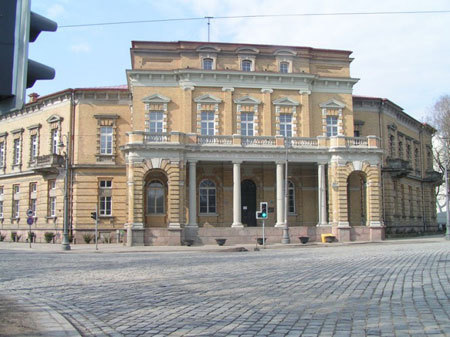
[0,41,440,245]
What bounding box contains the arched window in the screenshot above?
[147,181,164,214]
[241,59,252,72]
[203,58,213,70]
[199,180,216,214]
[279,62,289,73]
[288,180,295,214]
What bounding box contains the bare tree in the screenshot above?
[429,95,450,215]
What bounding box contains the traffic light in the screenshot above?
[91,212,97,220]
[0,0,57,113]
[260,202,268,219]
[256,202,269,219]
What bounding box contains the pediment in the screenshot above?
[236,46,259,54]
[142,93,171,103]
[273,49,297,56]
[194,94,222,104]
[46,114,63,123]
[319,99,346,109]
[234,95,261,105]
[272,97,300,106]
[196,45,221,53]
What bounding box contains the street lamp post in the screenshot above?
[59,134,71,250]
[282,137,290,244]
[444,138,449,240]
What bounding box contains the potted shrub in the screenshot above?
[44,232,55,243]
[325,235,336,243]
[215,238,227,246]
[256,237,267,245]
[11,232,17,242]
[27,232,35,243]
[299,236,309,244]
[184,239,194,246]
[83,233,93,244]
[0,233,5,241]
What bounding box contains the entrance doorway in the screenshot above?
[241,179,257,227]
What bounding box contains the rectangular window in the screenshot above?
[13,138,20,165]
[241,60,252,72]
[30,135,38,162]
[279,114,292,138]
[13,200,19,218]
[51,129,59,154]
[280,62,289,73]
[201,111,215,136]
[49,180,56,190]
[100,126,113,155]
[240,112,254,136]
[326,116,338,137]
[203,58,213,70]
[29,182,37,216]
[0,201,3,218]
[14,185,20,194]
[0,142,4,167]
[49,197,56,217]
[149,111,164,133]
[99,180,112,216]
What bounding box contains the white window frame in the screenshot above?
[30,134,38,161]
[49,196,56,217]
[51,129,59,154]
[240,112,254,136]
[201,111,215,136]
[326,116,338,137]
[241,59,252,72]
[100,126,113,155]
[0,142,5,167]
[149,111,164,133]
[13,138,21,165]
[280,62,289,73]
[100,196,112,216]
[199,180,216,214]
[13,200,19,218]
[202,58,213,70]
[279,114,293,138]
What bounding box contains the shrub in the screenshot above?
[44,232,55,243]
[27,232,35,242]
[102,233,111,244]
[83,233,93,244]
[0,233,5,241]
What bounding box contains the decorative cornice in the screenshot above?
[273,97,300,106]
[11,128,24,134]
[142,93,171,103]
[234,95,261,105]
[94,114,120,120]
[319,98,346,109]
[27,123,42,130]
[46,114,63,123]
[194,94,222,104]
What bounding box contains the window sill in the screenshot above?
[99,215,114,218]
[146,213,165,217]
[46,216,57,220]
[199,213,218,216]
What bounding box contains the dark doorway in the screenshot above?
[241,179,257,227]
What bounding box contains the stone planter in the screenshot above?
[185,239,194,246]
[325,236,336,243]
[215,238,227,246]
[256,237,267,245]
[299,236,309,244]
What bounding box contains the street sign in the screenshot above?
[27,217,33,225]
[27,209,33,217]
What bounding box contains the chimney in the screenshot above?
[28,93,40,103]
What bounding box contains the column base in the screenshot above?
[183,226,198,244]
[336,226,351,242]
[168,222,181,229]
[316,222,331,227]
[274,222,285,228]
[125,223,145,246]
[231,222,244,228]
[369,221,385,241]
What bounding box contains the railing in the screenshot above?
[35,154,64,166]
[346,137,368,147]
[289,137,318,148]
[242,136,276,146]
[198,135,233,145]
[144,133,170,143]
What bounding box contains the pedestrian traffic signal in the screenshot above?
[256,202,269,219]
[91,211,97,220]
[0,0,57,113]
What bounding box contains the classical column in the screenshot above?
[231,161,243,228]
[275,162,285,227]
[317,163,328,226]
[187,161,198,227]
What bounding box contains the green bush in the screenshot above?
[83,233,93,244]
[0,233,5,241]
[102,233,111,243]
[44,232,55,243]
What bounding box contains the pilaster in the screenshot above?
[261,88,273,136]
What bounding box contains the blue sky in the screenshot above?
[29,0,450,122]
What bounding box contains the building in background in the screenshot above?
[0,41,441,245]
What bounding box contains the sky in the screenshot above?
[28,0,450,122]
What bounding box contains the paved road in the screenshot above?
[0,239,448,337]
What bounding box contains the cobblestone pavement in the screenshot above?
[0,238,448,337]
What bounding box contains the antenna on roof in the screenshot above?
[205,16,213,42]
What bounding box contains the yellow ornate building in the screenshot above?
[0,41,440,245]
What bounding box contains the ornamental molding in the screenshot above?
[273,49,297,56]
[46,114,63,123]
[273,97,300,106]
[196,45,221,53]
[142,93,171,103]
[236,47,259,54]
[319,98,346,109]
[234,95,261,105]
[194,94,222,104]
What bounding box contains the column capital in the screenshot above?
[222,87,234,92]
[299,89,311,95]
[188,160,198,164]
[232,160,243,164]
[261,88,273,94]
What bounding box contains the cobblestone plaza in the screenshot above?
[0,239,448,336]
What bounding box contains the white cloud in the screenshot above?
[70,43,91,54]
[46,4,65,20]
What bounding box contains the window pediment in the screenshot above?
[196,45,221,53]
[274,49,297,56]
[142,93,171,104]
[319,99,346,109]
[46,115,63,123]
[234,95,261,105]
[194,94,222,104]
[273,97,300,106]
[236,47,259,54]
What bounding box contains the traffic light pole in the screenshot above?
[61,135,71,251]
